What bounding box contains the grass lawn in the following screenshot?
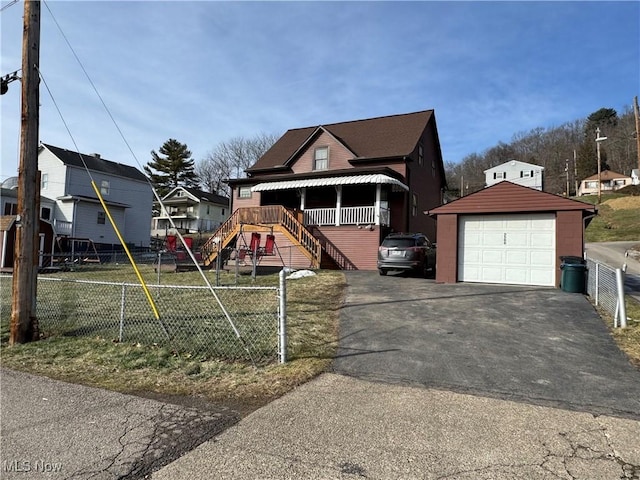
[1,266,346,413]
[582,193,640,243]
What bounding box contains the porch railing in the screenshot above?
[304,206,389,226]
[201,206,321,268]
[53,219,72,236]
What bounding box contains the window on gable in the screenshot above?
[418,144,424,166]
[97,211,106,224]
[314,147,329,171]
[494,172,505,180]
[41,207,51,220]
[238,186,252,199]
[100,180,110,196]
[4,202,17,215]
[41,173,48,189]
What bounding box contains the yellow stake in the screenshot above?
[91,181,160,320]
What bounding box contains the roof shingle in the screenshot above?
[42,144,148,182]
[247,110,434,173]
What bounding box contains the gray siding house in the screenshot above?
[484,160,544,190]
[39,144,153,248]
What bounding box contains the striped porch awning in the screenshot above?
[251,174,408,192]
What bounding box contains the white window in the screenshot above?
[41,173,48,189]
[586,181,597,189]
[314,147,329,171]
[176,190,185,197]
[238,186,252,199]
[494,172,505,180]
[100,180,110,195]
[521,170,532,178]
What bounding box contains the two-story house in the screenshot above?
[151,186,229,237]
[484,160,544,190]
[200,110,446,270]
[38,144,153,249]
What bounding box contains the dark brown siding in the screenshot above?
[434,214,458,283]
[555,210,585,286]
[405,120,444,240]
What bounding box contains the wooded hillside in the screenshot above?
[445,105,639,197]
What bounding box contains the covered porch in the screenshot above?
[252,173,408,228]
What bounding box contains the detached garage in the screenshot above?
[428,182,596,287]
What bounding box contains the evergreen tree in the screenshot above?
[144,139,199,197]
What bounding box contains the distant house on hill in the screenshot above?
[631,169,639,186]
[484,160,544,190]
[577,170,632,196]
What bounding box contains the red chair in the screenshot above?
[250,232,261,253]
[264,234,275,255]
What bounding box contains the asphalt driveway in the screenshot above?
[333,272,640,418]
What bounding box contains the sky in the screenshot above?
[1,1,638,183]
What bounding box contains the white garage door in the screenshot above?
[458,214,556,286]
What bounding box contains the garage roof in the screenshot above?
[427,181,596,215]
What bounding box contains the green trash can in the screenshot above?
[560,262,587,293]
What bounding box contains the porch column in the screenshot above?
[375,184,382,225]
[299,188,306,210]
[335,185,342,226]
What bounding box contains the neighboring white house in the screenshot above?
[484,160,544,190]
[632,169,639,186]
[38,143,153,248]
[151,186,229,237]
[578,170,633,196]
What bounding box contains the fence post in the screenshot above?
[595,262,600,306]
[119,283,126,342]
[615,268,627,328]
[278,269,287,364]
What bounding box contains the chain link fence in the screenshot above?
[586,257,621,320]
[0,275,281,364]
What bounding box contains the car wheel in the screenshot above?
[379,269,387,276]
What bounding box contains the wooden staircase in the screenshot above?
[201,206,322,268]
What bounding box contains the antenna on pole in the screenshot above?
[10,0,41,344]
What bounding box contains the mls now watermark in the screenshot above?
[2,460,63,473]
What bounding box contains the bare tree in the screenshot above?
[196,133,279,195]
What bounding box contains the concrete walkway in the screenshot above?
[154,373,640,479]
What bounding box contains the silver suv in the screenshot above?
[377,233,436,277]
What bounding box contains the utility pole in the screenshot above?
[634,96,640,172]
[595,127,607,205]
[573,150,578,195]
[10,0,41,345]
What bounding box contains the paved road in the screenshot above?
[586,241,640,301]
[334,273,640,418]
[0,369,239,479]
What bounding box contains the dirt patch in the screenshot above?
[605,196,640,210]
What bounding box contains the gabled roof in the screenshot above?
[41,144,148,182]
[428,181,596,215]
[581,170,631,181]
[163,186,229,205]
[484,160,544,173]
[247,110,435,173]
